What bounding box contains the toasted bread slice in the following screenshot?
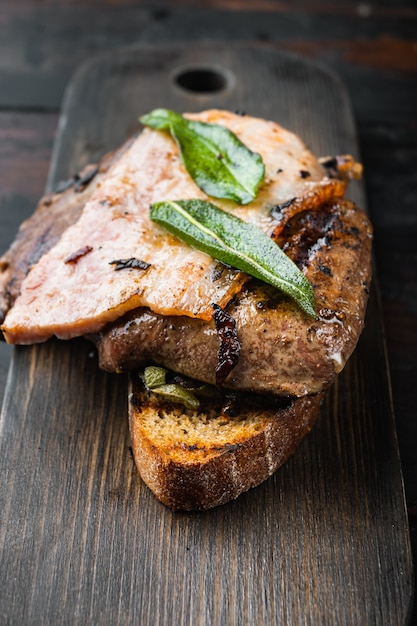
[128,372,323,510]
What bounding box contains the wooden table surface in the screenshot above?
[0,1,415,623]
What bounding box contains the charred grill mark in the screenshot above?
[319,156,339,179]
[270,197,296,219]
[211,262,231,282]
[318,264,333,276]
[211,265,224,282]
[277,201,369,274]
[109,258,151,271]
[319,155,362,181]
[279,206,338,269]
[212,303,240,386]
[270,180,347,242]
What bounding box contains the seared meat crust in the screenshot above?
[0,111,372,398]
[94,199,372,397]
[1,111,356,345]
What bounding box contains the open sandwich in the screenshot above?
[0,110,372,510]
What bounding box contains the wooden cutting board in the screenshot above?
[0,43,413,625]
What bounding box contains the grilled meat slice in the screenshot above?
[94,199,372,397]
[1,110,350,345]
[0,110,371,397]
[0,138,134,325]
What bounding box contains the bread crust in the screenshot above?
[128,375,323,510]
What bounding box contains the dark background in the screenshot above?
[0,1,416,621]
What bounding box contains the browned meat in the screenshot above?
[1,111,352,344]
[0,111,372,398]
[0,163,372,397]
[93,199,372,397]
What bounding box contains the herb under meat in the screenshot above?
[143,365,201,409]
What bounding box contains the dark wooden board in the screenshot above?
[1,2,416,123]
[0,43,413,625]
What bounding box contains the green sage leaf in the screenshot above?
[149,383,200,409]
[140,108,265,205]
[143,366,200,409]
[143,365,168,389]
[150,199,317,318]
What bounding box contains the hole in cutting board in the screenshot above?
[173,67,229,94]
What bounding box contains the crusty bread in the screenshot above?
[128,373,323,510]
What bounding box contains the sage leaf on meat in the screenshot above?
[150,199,317,318]
[139,108,265,204]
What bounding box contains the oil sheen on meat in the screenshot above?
[2,110,349,344]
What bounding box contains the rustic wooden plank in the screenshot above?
[21,0,417,13]
[0,112,58,251]
[0,44,413,625]
[358,120,417,523]
[0,111,58,408]
[1,116,416,522]
[0,3,416,122]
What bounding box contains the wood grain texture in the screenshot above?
[23,0,417,12]
[0,2,416,122]
[359,120,417,520]
[0,112,59,253]
[0,44,413,625]
[0,111,58,409]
